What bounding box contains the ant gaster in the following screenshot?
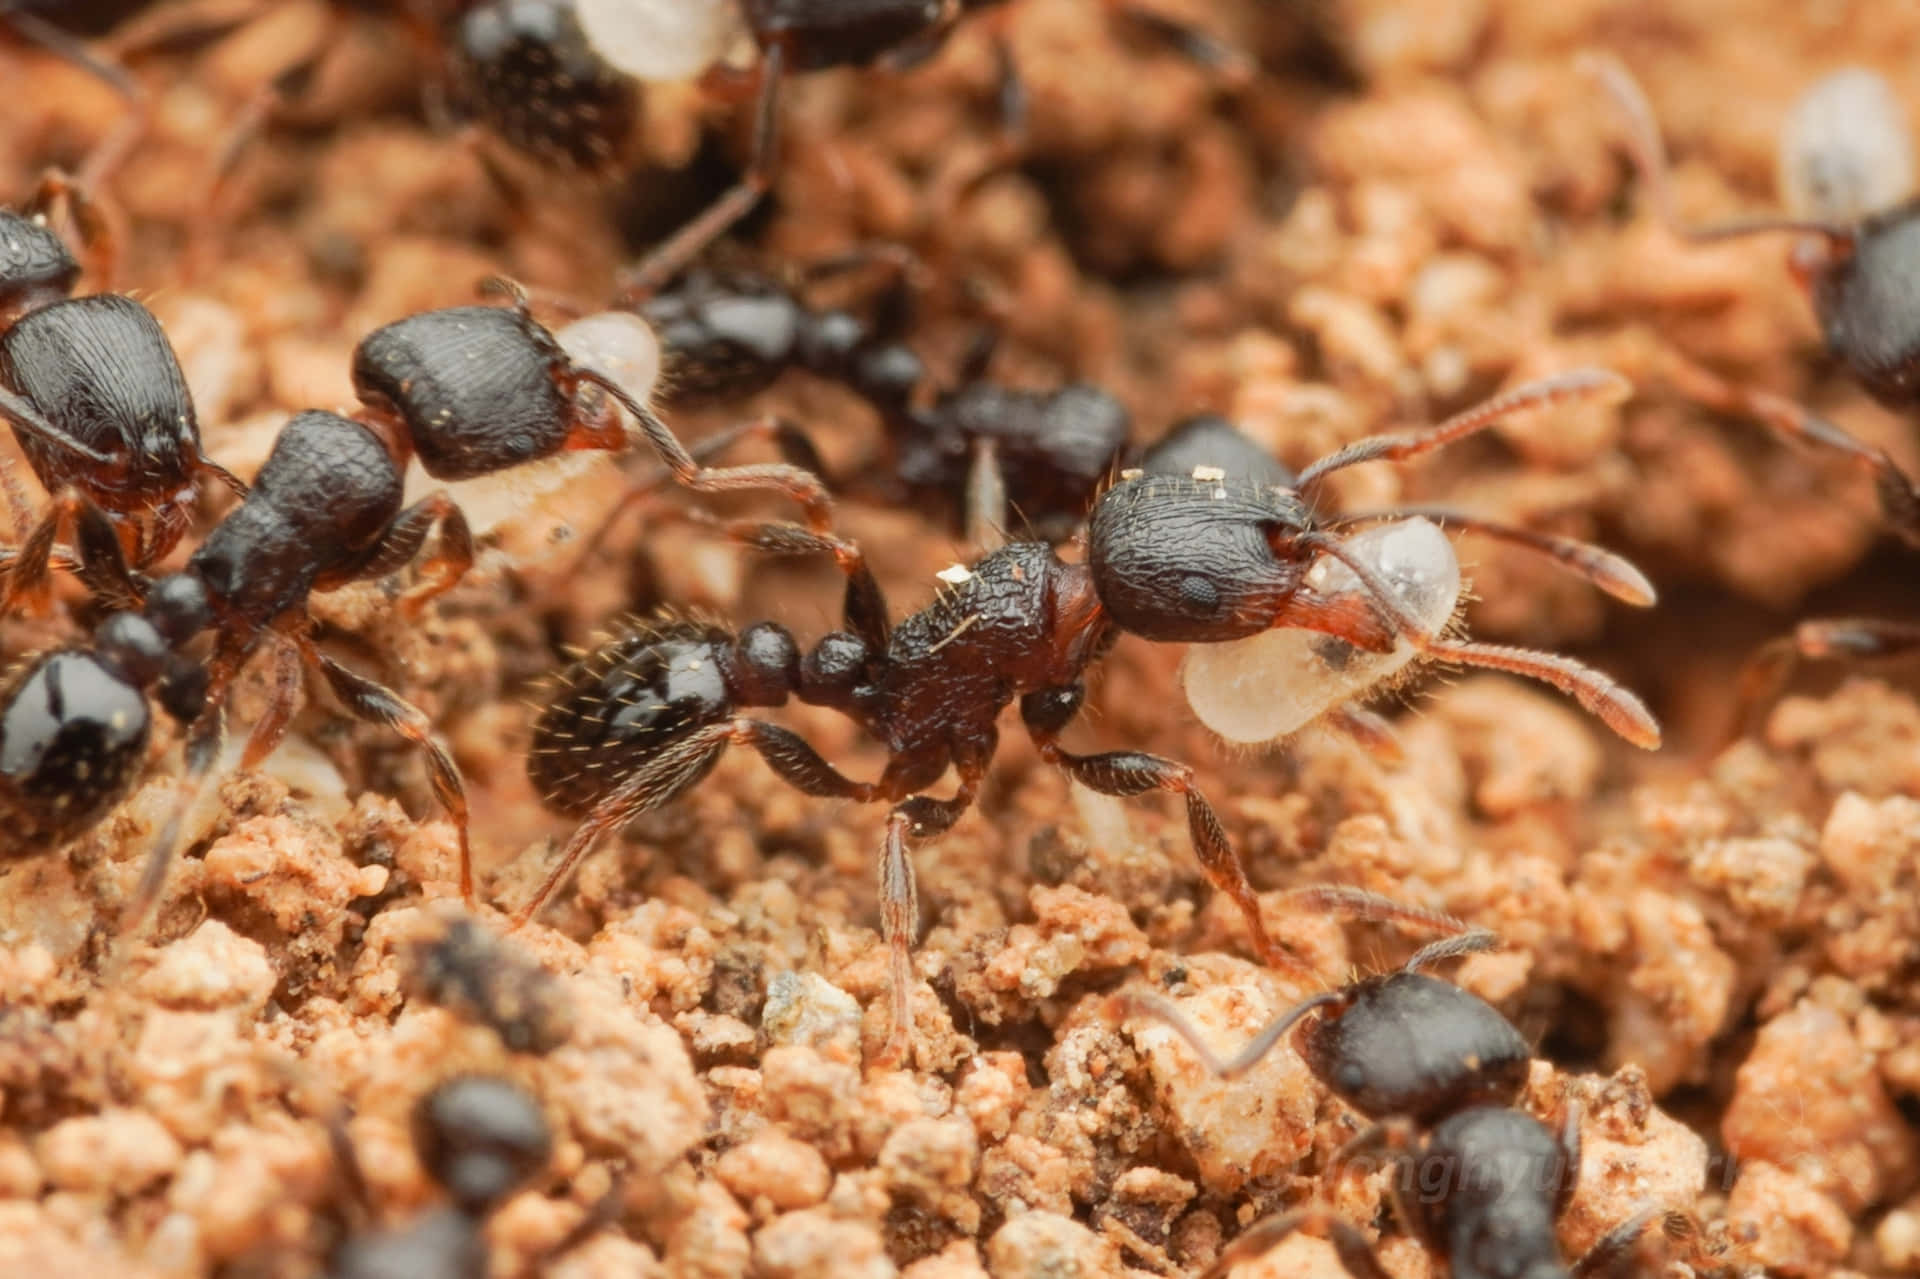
[0,172,243,613]
[5,283,838,932]
[1119,921,1673,1279]
[519,369,1659,1063]
[327,1075,594,1279]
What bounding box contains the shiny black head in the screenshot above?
[0,649,151,858]
[1296,972,1531,1127]
[1086,472,1316,642]
[412,1076,552,1215]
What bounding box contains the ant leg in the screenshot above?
[1296,369,1632,492]
[1103,1,1257,88]
[1570,1208,1671,1279]
[298,638,474,907]
[1729,618,1920,743]
[965,438,1009,553]
[1019,684,1310,979]
[120,633,250,936]
[1328,506,1657,606]
[1200,1204,1392,1279]
[615,42,787,302]
[572,367,843,535]
[723,518,891,655]
[347,492,476,620]
[1655,349,1920,546]
[27,167,122,291]
[566,415,835,578]
[515,716,879,928]
[239,637,305,771]
[1331,1118,1427,1247]
[1321,704,1403,764]
[1,487,142,614]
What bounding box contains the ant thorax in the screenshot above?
[573,0,747,82]
[1181,518,1462,744]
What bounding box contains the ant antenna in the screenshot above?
[1295,368,1632,492]
[1579,51,1855,250]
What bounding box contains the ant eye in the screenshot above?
[1177,574,1221,615]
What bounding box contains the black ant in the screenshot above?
[1588,55,1920,733]
[0,283,840,932]
[1587,54,1920,544]
[406,913,573,1055]
[607,0,1252,299]
[1116,920,1679,1279]
[0,171,244,613]
[518,369,1659,1062]
[626,260,1129,547]
[326,1075,604,1279]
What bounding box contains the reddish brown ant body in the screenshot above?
[521,370,1658,1061]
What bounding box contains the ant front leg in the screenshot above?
[344,491,477,620]
[616,42,788,302]
[1729,617,1920,744]
[297,637,475,908]
[25,168,121,290]
[1018,684,1311,980]
[2,486,142,614]
[1656,347,1920,547]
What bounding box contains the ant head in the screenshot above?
[1139,414,1297,490]
[0,649,152,849]
[0,210,80,322]
[412,1077,551,1216]
[1087,471,1318,643]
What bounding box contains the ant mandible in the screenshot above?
[520,368,1658,1063]
[1115,915,1682,1279]
[0,171,243,613]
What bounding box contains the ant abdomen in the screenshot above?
[529,619,764,818]
[451,0,643,174]
[0,648,151,858]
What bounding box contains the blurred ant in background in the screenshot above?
[1588,54,1920,733]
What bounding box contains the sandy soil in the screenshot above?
[1,1,1918,1276]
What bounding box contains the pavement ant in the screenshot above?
[518,369,1658,1063]
[406,914,573,1054]
[1117,922,1677,1279]
[326,1075,605,1279]
[1586,53,1920,547]
[0,170,243,614]
[631,261,1129,547]
[0,283,835,933]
